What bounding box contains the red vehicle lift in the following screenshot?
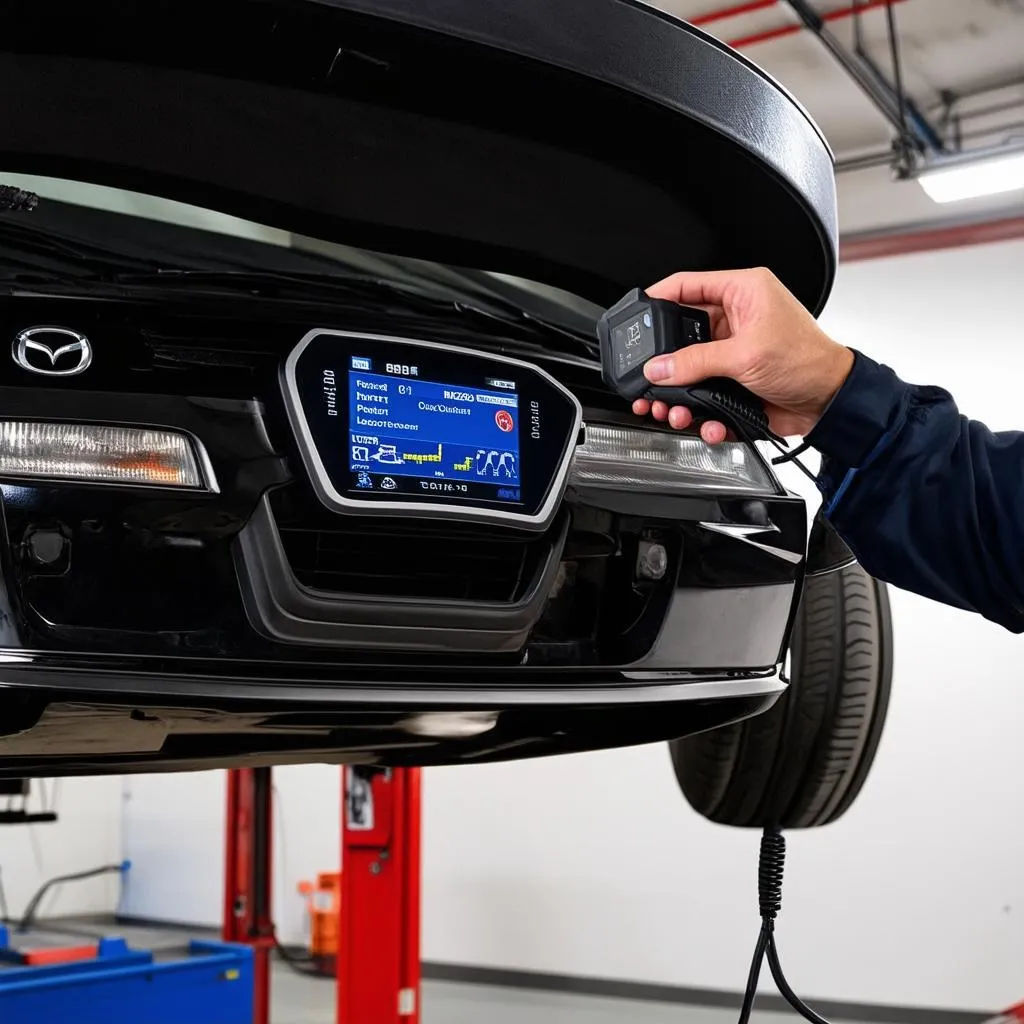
[339,767,422,1024]
[986,1001,1024,1024]
[223,767,275,1024]
[223,765,422,1024]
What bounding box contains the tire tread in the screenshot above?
[670,561,893,830]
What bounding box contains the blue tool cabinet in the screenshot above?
[0,938,254,1023]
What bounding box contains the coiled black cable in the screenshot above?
[737,829,834,1024]
[757,829,785,921]
[645,379,821,486]
[687,385,822,487]
[686,384,779,441]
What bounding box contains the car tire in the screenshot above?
[669,561,893,829]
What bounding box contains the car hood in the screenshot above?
[0,0,837,312]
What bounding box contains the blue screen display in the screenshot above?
[348,359,522,503]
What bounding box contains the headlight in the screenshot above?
[0,421,213,490]
[570,423,777,495]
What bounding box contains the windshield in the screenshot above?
[0,172,603,339]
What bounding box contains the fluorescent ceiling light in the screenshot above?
[917,149,1024,204]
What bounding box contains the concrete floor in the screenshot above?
[12,921,865,1024]
[271,964,862,1024]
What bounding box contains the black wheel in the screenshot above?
[670,561,893,829]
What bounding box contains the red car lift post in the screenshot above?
[224,767,275,1024]
[986,1001,1024,1024]
[339,767,422,1024]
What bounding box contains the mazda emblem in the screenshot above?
[12,327,93,376]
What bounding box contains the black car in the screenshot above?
[0,0,891,830]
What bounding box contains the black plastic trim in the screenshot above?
[234,494,569,652]
[0,654,785,708]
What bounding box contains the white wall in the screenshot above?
[119,772,225,930]
[118,239,1024,1014]
[0,777,124,921]
[120,767,339,947]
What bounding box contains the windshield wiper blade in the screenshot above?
[110,269,599,357]
[451,299,597,359]
[523,309,598,357]
[110,267,428,296]
[0,215,168,276]
[109,267,484,316]
[0,210,599,357]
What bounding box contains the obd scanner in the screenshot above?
[597,287,778,440]
[597,287,816,481]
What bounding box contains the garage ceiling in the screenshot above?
[648,0,1024,235]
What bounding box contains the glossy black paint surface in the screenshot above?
[0,684,783,777]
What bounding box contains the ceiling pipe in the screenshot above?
[782,0,944,157]
[836,130,1024,174]
[689,0,779,27]
[840,213,1024,262]
[726,0,907,49]
[689,3,1023,234]
[836,76,1024,174]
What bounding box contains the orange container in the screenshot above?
[21,944,98,966]
[297,872,341,973]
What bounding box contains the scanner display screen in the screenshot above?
[347,362,522,504]
[283,330,581,528]
[610,308,657,379]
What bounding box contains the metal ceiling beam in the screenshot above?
[782,0,944,156]
[836,73,1024,173]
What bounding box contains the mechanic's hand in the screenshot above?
[633,268,855,443]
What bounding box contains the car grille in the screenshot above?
[268,487,544,603]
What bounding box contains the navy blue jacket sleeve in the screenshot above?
[806,351,1024,633]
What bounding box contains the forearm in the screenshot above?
[808,352,1024,632]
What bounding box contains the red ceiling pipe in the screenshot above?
[728,0,908,49]
[690,0,778,27]
[728,22,802,48]
[840,214,1024,263]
